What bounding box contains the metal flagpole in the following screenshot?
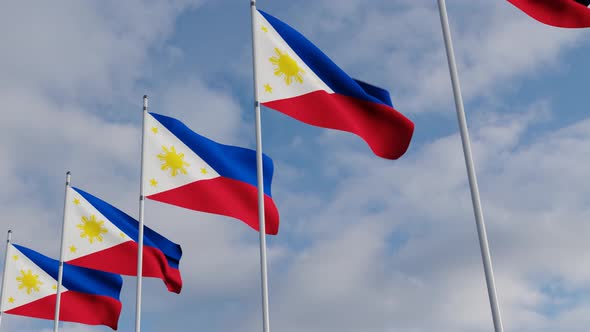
[54,171,72,332]
[436,1,504,331]
[249,2,271,332]
[0,230,13,330]
[135,95,148,332]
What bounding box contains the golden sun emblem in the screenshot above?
[269,48,304,85]
[17,269,43,295]
[158,146,190,177]
[77,215,108,244]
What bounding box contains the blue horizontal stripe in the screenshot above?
[259,10,394,108]
[13,244,122,300]
[72,187,182,269]
[150,112,275,197]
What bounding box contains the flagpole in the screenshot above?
[436,1,504,331]
[0,230,13,330]
[135,95,148,332]
[54,171,71,332]
[249,2,271,332]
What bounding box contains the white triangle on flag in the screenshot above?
[255,10,333,103]
[63,187,132,262]
[1,244,67,312]
[143,112,220,197]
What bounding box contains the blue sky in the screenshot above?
[1,1,590,331]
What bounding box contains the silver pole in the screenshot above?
[135,95,148,332]
[54,172,71,332]
[249,2,271,332]
[436,1,504,331]
[0,230,13,330]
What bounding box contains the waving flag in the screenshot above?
[143,112,280,234]
[253,10,414,160]
[507,0,590,28]
[63,187,182,293]
[0,244,122,330]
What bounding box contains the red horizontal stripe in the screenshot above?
[508,0,590,28]
[67,241,182,293]
[5,292,121,330]
[263,90,414,160]
[147,177,280,235]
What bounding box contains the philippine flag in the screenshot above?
[143,112,280,235]
[63,186,182,293]
[254,9,415,160]
[1,244,122,330]
[507,0,590,28]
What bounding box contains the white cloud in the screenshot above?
[2,1,590,331]
[273,1,585,114]
[0,0,202,103]
[238,108,590,332]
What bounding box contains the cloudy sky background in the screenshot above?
[1,0,590,331]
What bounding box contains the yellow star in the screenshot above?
[150,178,158,187]
[8,297,14,303]
[264,83,273,93]
[261,25,268,32]
[200,168,207,175]
[69,245,77,253]
[151,127,158,134]
[119,232,126,238]
[12,255,18,261]
[52,285,57,290]
[73,198,80,205]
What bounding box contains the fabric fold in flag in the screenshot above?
[143,112,280,235]
[0,244,122,330]
[507,0,590,28]
[63,186,183,293]
[254,9,414,160]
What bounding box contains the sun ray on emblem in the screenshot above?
[16,269,43,295]
[158,145,190,177]
[77,215,108,244]
[269,48,304,85]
